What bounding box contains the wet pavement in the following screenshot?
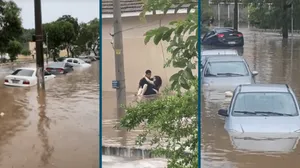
[103,29,300,167]
[0,62,99,168]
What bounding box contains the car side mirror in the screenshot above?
[252,71,258,77]
[218,109,228,117]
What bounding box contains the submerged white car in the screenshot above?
[4,68,56,87]
[63,58,91,68]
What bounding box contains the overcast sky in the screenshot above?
[14,0,99,28]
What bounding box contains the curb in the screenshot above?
[102,145,155,159]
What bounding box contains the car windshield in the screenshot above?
[232,92,298,116]
[204,61,249,77]
[48,62,64,68]
[11,69,34,77]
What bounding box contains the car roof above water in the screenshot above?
[202,49,238,56]
[239,84,289,93]
[206,55,244,62]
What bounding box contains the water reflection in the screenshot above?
[0,62,98,168]
[228,132,300,153]
[37,90,54,166]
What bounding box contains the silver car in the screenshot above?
[201,49,239,68]
[218,84,300,133]
[201,55,258,91]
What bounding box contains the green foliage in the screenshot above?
[120,81,198,168]
[20,48,31,56]
[119,1,199,168]
[76,18,99,56]
[144,12,198,91]
[7,40,22,62]
[224,19,233,27]
[43,21,75,59]
[0,0,22,53]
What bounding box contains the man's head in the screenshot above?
[145,70,152,78]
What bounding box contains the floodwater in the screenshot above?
[202,30,300,168]
[0,62,99,168]
[103,29,300,167]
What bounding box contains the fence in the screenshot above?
[209,2,250,28]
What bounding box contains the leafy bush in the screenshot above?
[0,57,7,63]
[224,19,233,27]
[119,1,199,167]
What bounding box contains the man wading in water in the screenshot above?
[137,70,162,96]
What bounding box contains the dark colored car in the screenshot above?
[202,27,244,47]
[46,62,73,75]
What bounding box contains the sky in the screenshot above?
[14,0,99,28]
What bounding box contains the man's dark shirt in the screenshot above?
[139,77,155,95]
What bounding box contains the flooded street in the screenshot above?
[202,29,300,168]
[0,62,98,168]
[103,29,300,167]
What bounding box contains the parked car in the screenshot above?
[218,84,300,133]
[4,68,55,87]
[201,49,239,69]
[201,55,258,91]
[46,62,74,75]
[63,58,91,68]
[78,56,92,63]
[202,27,244,47]
[87,56,97,61]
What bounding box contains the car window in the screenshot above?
[204,61,249,77]
[232,92,298,116]
[65,63,71,67]
[12,69,34,77]
[73,59,79,64]
[48,62,64,68]
[67,59,72,63]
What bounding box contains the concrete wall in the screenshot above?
[102,14,194,92]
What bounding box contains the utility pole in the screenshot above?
[234,0,238,30]
[34,0,45,90]
[291,2,294,37]
[112,0,126,117]
[46,32,49,64]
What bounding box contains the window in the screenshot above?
[12,69,34,77]
[232,92,298,116]
[204,61,249,77]
[67,59,72,63]
[73,60,79,64]
[65,63,72,67]
[48,62,64,68]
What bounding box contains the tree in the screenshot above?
[56,15,79,57]
[76,18,99,56]
[43,21,75,61]
[7,40,22,62]
[245,0,294,38]
[0,0,23,53]
[119,1,199,167]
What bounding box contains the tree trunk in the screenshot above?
[67,47,70,57]
[282,0,289,39]
[233,0,238,30]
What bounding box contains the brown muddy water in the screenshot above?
[0,62,99,168]
[103,29,300,167]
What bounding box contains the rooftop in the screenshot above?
[239,84,289,93]
[101,0,197,15]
